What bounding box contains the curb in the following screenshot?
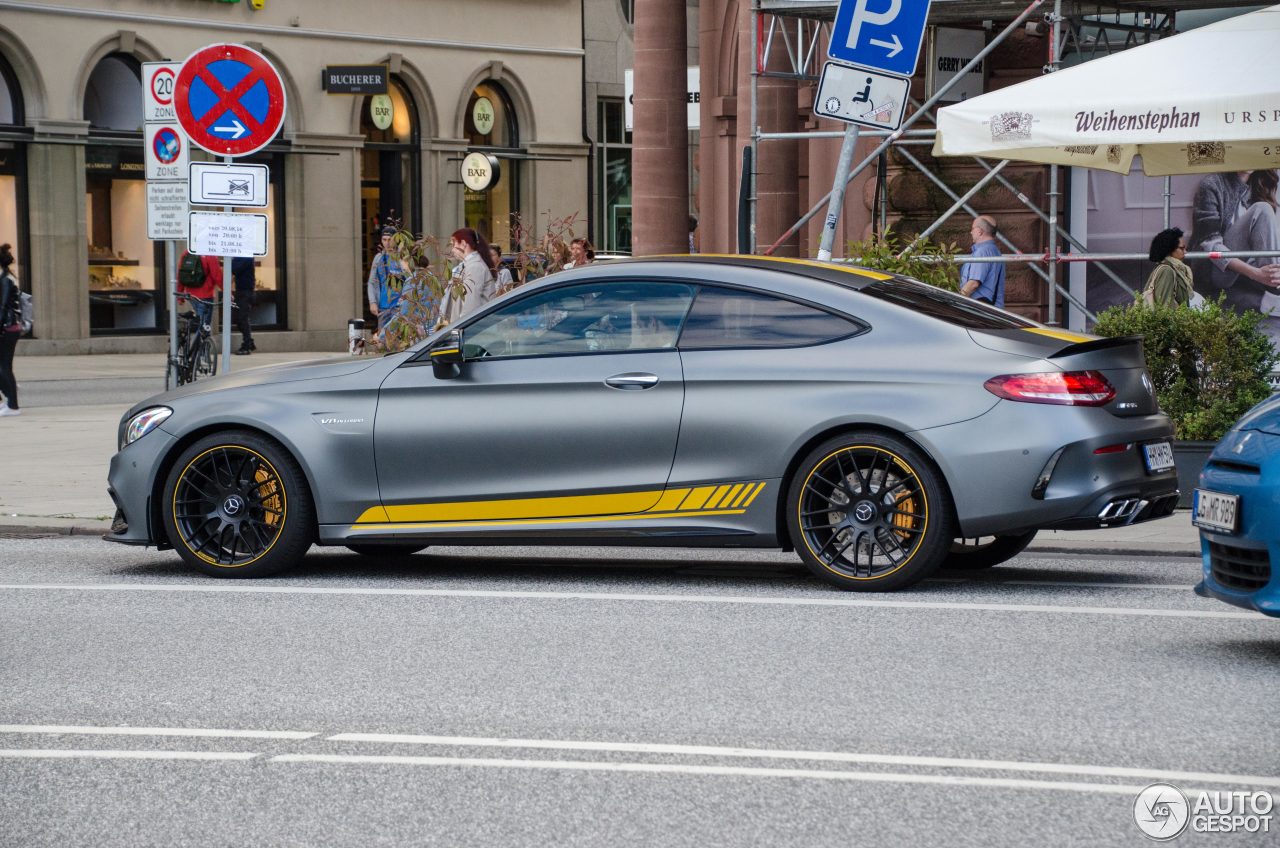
[0,523,111,538]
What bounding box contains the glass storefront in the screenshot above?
[84,53,162,334]
[360,77,420,265]
[0,52,28,299]
[464,82,519,251]
[595,98,632,254]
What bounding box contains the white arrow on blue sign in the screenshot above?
[829,0,933,79]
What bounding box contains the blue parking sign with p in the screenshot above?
[829,0,933,78]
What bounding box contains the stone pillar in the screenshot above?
[28,120,90,346]
[632,0,689,255]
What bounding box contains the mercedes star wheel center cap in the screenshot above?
[222,495,245,517]
[853,501,877,523]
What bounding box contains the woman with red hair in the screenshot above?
[440,227,497,325]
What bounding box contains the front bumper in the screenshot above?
[1192,428,1279,618]
[103,429,177,547]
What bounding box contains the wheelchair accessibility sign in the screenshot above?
[829,0,933,79]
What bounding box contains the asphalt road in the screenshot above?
[1,538,1276,847]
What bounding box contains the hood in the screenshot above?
[123,354,404,420]
[1230,391,1280,436]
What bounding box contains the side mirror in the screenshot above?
[429,329,464,379]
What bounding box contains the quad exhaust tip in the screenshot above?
[1097,492,1179,526]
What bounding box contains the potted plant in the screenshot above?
[844,230,961,290]
[1093,296,1279,504]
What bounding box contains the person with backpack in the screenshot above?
[177,249,223,326]
[0,243,23,417]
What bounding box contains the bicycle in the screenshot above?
[166,294,219,389]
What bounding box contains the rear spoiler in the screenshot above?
[1047,335,1142,359]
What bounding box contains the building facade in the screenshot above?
[0,0,588,353]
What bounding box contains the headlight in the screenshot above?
[123,407,173,447]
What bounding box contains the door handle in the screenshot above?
[605,372,660,390]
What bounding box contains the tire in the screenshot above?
[943,530,1038,571]
[345,544,428,557]
[195,335,218,379]
[787,432,954,592]
[161,430,315,578]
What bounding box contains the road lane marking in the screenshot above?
[0,724,316,740]
[266,753,1217,796]
[0,582,1259,619]
[0,749,257,761]
[325,733,1280,789]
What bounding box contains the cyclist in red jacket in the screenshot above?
[178,253,223,326]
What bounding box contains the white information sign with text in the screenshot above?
[146,182,189,240]
[188,211,269,257]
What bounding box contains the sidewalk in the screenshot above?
[0,351,1204,557]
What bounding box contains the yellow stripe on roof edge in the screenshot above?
[645,253,894,280]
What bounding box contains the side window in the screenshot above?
[678,286,862,349]
[463,281,696,359]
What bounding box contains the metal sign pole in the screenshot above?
[166,240,177,386]
[816,124,860,262]
[222,154,233,374]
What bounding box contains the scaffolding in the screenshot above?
[749,0,1270,328]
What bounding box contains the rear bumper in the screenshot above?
[912,402,1177,536]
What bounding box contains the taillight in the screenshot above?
[984,370,1116,407]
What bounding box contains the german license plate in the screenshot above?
[1193,488,1239,534]
[1142,440,1175,474]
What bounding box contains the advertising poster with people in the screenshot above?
[1084,167,1280,354]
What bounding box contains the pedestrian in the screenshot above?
[366,225,407,335]
[547,239,572,272]
[231,256,256,355]
[178,249,222,327]
[0,243,22,417]
[489,244,513,295]
[959,215,1005,307]
[688,215,700,254]
[565,237,595,270]
[1141,228,1196,307]
[439,227,497,324]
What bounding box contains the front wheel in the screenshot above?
[943,530,1038,570]
[161,431,315,578]
[787,432,954,592]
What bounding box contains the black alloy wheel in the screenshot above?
[943,530,1039,570]
[787,432,953,591]
[162,431,314,578]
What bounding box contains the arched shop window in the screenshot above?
[84,53,163,335]
[465,81,519,250]
[0,51,28,295]
[360,76,420,298]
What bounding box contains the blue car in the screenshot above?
[1193,392,1280,617]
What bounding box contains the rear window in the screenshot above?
[678,286,863,349]
[860,278,1036,330]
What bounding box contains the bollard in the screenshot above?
[348,318,365,355]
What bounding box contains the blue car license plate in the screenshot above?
[1142,440,1175,474]
[1193,488,1239,534]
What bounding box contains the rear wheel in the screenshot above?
[943,530,1038,570]
[345,544,428,557]
[787,432,954,592]
[161,431,315,578]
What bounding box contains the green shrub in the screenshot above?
[1093,296,1278,441]
[844,229,960,291]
